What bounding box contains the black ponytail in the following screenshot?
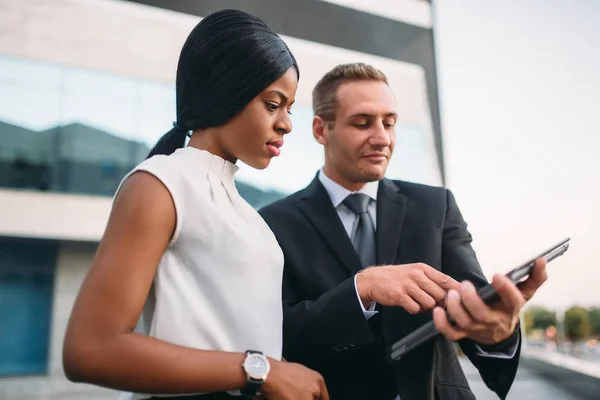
[146,124,190,159]
[145,9,299,159]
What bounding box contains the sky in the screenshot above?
[433,0,600,309]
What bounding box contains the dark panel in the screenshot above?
[122,0,446,184]
[0,238,57,376]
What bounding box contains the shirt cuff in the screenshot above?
[354,274,378,320]
[473,336,520,359]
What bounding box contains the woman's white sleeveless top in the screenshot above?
[117,147,284,399]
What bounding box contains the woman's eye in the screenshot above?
[266,102,279,111]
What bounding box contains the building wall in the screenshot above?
[0,0,441,397]
[49,243,96,377]
[51,243,117,398]
[0,189,112,242]
[0,0,442,240]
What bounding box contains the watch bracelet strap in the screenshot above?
[240,377,263,397]
[241,350,265,397]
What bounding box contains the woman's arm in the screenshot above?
[62,171,251,394]
[63,171,329,399]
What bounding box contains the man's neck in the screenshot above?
[322,166,366,192]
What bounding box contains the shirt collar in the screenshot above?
[318,168,379,208]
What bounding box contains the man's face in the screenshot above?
[317,80,397,189]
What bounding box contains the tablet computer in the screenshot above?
[386,237,570,363]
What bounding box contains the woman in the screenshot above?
[62,9,328,400]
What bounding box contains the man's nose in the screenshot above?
[369,123,391,147]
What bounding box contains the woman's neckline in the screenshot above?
[179,146,239,181]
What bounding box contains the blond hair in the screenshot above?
[312,63,388,122]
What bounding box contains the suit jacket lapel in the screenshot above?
[299,176,363,276]
[376,178,407,265]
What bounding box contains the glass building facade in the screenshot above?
[0,53,441,206]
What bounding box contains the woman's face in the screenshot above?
[218,67,298,169]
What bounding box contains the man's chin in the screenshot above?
[358,169,386,183]
[363,164,388,181]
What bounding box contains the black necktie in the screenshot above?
[343,193,376,268]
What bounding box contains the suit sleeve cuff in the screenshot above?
[474,334,520,359]
[354,274,378,320]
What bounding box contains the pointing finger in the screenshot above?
[423,268,461,291]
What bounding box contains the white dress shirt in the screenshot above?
[317,169,518,362]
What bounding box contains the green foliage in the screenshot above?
[587,307,600,336]
[564,306,592,342]
[524,306,557,336]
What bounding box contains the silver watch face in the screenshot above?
[243,353,270,380]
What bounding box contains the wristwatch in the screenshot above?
[241,350,270,397]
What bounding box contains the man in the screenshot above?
[259,63,547,400]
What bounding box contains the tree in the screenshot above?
[588,307,600,337]
[564,306,592,342]
[524,306,557,336]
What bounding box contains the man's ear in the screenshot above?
[313,116,328,145]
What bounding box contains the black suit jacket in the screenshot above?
[259,177,520,400]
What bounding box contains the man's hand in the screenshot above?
[433,257,548,345]
[356,263,461,314]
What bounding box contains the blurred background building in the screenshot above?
[0,0,443,397]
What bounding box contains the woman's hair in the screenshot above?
[146,9,299,159]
